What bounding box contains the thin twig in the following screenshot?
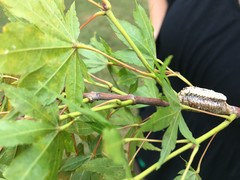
[72,134,79,156]
[80,11,105,30]
[91,136,102,158]
[59,106,68,115]
[196,134,216,173]
[89,73,113,89]
[128,132,152,166]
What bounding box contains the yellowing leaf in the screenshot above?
[0,23,71,75]
[0,0,79,42]
[0,0,84,104]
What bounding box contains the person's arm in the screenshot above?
[148,0,168,39]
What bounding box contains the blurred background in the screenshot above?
[0,0,148,50]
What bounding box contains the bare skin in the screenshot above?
[148,0,168,39]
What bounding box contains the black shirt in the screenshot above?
[138,0,240,179]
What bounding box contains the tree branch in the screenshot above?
[83,92,169,107]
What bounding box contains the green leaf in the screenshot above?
[102,128,126,165]
[133,3,156,56]
[155,57,179,108]
[90,35,112,55]
[60,155,91,172]
[179,115,196,143]
[110,20,153,60]
[54,0,65,15]
[129,79,139,93]
[159,55,172,76]
[71,171,101,180]
[174,169,202,180]
[140,107,174,132]
[46,133,63,180]
[135,79,159,98]
[0,120,54,147]
[141,142,161,152]
[19,48,75,104]
[75,120,94,136]
[65,2,80,41]
[157,111,181,168]
[118,68,138,87]
[110,108,137,126]
[4,132,60,180]
[0,0,79,42]
[66,53,84,112]
[113,49,152,67]
[77,109,112,133]
[1,84,58,124]
[78,35,112,74]
[61,132,75,154]
[79,44,109,74]
[162,79,180,109]
[77,158,125,180]
[0,147,17,166]
[79,47,108,73]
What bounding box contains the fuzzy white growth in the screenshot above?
[179,86,227,101]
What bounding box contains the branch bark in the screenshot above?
[83,92,169,107]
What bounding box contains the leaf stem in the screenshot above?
[180,145,199,180]
[58,120,75,131]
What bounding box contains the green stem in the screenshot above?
[58,120,75,131]
[124,138,189,144]
[105,10,154,74]
[133,114,236,180]
[84,79,127,95]
[59,99,134,121]
[181,145,199,180]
